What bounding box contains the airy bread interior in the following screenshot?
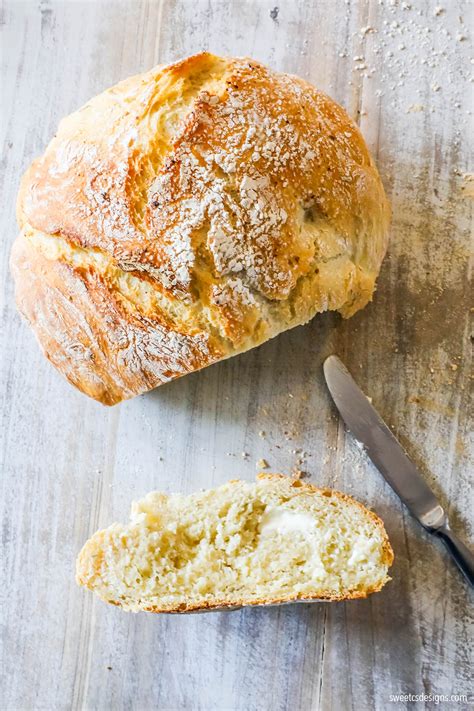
[76,475,393,612]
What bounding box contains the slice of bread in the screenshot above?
[76,474,393,613]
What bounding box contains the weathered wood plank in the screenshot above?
[1,1,472,710]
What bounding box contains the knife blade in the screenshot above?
[323,355,474,587]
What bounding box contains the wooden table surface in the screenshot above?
[1,1,472,709]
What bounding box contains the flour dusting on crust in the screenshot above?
[12,53,390,404]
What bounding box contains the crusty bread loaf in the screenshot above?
[76,474,393,612]
[11,53,390,405]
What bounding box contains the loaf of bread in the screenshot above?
[76,474,393,612]
[12,53,390,405]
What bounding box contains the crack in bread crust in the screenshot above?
[12,52,390,404]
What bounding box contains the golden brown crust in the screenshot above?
[76,473,394,612]
[10,232,223,404]
[12,53,390,404]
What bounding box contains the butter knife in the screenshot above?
[323,355,474,587]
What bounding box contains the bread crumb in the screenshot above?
[407,104,425,113]
[291,467,307,479]
[257,458,269,469]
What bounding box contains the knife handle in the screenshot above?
[435,523,474,588]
